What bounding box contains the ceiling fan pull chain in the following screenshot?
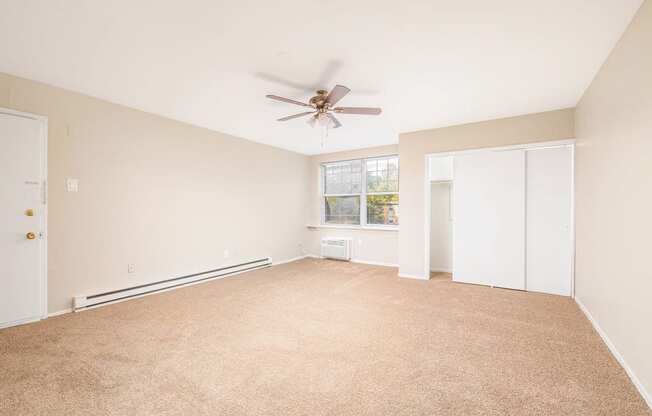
[320,126,326,148]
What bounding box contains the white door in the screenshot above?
[0,110,47,328]
[526,146,573,296]
[453,150,526,289]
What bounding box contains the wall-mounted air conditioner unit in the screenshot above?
[321,237,352,261]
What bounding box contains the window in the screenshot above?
[365,156,399,225]
[322,155,399,227]
[323,159,362,225]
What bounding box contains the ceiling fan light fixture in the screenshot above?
[317,113,331,127]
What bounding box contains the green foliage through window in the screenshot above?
[367,194,399,225]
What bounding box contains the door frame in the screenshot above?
[1,107,48,325]
[423,139,575,297]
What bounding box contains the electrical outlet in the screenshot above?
[223,249,230,259]
[66,178,79,192]
[127,264,135,273]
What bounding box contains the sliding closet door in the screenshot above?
[453,150,526,289]
[526,146,573,296]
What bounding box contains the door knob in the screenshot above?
[26,232,36,240]
[25,208,34,216]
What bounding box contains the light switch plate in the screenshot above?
[66,178,79,192]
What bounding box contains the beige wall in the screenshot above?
[575,0,652,403]
[398,109,575,277]
[0,72,310,314]
[305,145,399,266]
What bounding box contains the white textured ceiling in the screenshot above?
[0,0,643,154]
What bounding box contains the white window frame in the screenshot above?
[320,155,399,229]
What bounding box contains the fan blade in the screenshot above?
[325,85,350,106]
[266,94,311,107]
[307,114,318,127]
[333,106,382,115]
[277,111,315,122]
[327,113,342,129]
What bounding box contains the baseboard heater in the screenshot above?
[73,257,271,311]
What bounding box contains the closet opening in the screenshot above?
[429,181,453,281]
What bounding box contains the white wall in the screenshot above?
[305,144,399,266]
[575,0,652,405]
[429,182,452,272]
[0,72,310,314]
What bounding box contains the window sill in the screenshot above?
[306,224,399,232]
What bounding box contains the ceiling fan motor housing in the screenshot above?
[309,90,329,109]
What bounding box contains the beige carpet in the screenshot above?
[1,259,649,416]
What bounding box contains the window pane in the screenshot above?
[377,159,387,171]
[324,196,361,225]
[367,171,379,192]
[324,160,362,194]
[366,156,399,193]
[367,194,399,225]
[388,157,399,172]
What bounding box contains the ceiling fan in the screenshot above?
[266,85,381,129]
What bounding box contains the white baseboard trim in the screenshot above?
[48,308,73,318]
[398,273,429,280]
[575,297,651,409]
[351,259,398,268]
[272,255,309,266]
[0,316,41,330]
[304,254,398,268]
[430,267,452,273]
